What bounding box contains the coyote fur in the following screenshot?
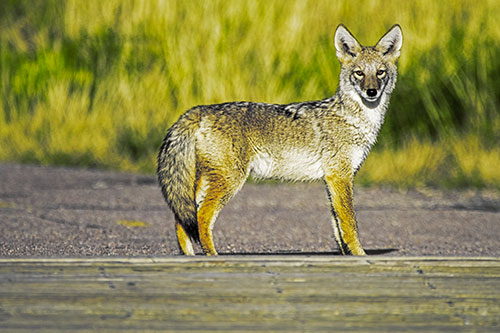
[157,24,403,255]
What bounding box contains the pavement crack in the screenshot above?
[41,204,165,212]
[38,212,105,230]
[39,213,79,227]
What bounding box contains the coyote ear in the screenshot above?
[375,24,403,62]
[335,24,362,63]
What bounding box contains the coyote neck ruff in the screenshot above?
[157,24,403,256]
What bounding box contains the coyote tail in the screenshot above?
[157,112,200,243]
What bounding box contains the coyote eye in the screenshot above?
[377,69,386,78]
[353,70,364,79]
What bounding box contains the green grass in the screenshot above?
[1,0,499,188]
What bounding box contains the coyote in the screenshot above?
[158,24,403,255]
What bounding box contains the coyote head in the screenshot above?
[334,24,403,107]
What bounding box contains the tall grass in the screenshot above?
[0,0,499,188]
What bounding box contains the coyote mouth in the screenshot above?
[353,86,383,106]
[360,84,387,106]
[363,96,379,103]
[360,94,382,108]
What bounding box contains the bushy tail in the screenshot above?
[157,111,200,243]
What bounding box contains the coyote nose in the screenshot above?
[366,89,377,97]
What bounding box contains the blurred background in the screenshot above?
[0,0,499,188]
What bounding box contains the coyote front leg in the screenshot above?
[324,173,366,255]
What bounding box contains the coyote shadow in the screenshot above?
[219,248,398,256]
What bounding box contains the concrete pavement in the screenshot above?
[1,163,499,257]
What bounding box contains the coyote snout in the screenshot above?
[158,24,403,256]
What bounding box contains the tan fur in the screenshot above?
[158,24,403,255]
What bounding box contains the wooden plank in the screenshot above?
[0,257,499,332]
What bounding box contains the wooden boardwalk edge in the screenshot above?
[1,255,500,263]
[1,256,499,332]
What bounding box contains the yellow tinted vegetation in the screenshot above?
[0,0,499,188]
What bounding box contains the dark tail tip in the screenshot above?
[178,215,200,244]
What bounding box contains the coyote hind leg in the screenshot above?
[175,219,195,256]
[196,173,246,255]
